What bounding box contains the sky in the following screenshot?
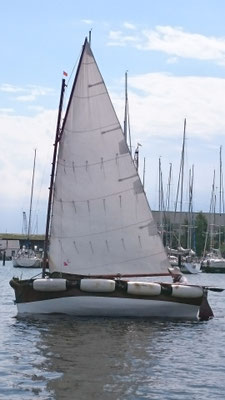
[1,0,225,233]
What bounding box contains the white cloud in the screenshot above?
[108,25,225,65]
[0,83,25,93]
[166,56,178,64]
[28,105,45,112]
[1,83,54,103]
[108,30,140,47]
[112,72,225,141]
[123,22,136,30]
[0,108,14,113]
[16,94,37,102]
[0,109,57,209]
[81,19,94,25]
[141,26,225,63]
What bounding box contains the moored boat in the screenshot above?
[201,249,225,273]
[12,150,42,268]
[12,246,42,268]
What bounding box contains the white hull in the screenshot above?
[201,256,225,272]
[202,259,225,268]
[181,262,200,274]
[17,295,200,319]
[12,256,41,268]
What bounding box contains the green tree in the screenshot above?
[195,212,208,257]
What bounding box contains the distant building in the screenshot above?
[0,239,20,259]
[0,234,44,259]
[152,210,225,227]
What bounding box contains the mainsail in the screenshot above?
[48,38,170,277]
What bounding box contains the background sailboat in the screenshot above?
[10,37,213,319]
[12,149,42,268]
[172,119,199,274]
[201,148,225,272]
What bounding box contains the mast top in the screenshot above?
[88,30,92,47]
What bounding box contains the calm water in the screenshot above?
[1,261,225,400]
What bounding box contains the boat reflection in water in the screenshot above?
[20,316,203,400]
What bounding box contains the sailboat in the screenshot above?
[201,150,225,272]
[172,120,199,274]
[12,149,42,268]
[10,37,213,319]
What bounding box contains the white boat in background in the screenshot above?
[201,249,225,273]
[12,246,42,268]
[178,247,200,274]
[201,151,225,273]
[167,247,200,274]
[12,149,42,268]
[181,259,200,274]
[10,36,213,320]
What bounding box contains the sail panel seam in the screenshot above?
[53,186,141,202]
[51,218,154,239]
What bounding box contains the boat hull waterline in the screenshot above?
[10,277,213,320]
[17,296,200,319]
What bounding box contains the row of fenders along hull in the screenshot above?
[23,277,204,299]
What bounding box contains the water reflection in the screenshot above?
[13,316,205,400]
[2,262,225,400]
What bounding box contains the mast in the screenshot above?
[158,157,161,212]
[187,165,194,250]
[166,163,172,247]
[42,78,66,277]
[124,71,128,144]
[166,163,172,212]
[27,149,36,244]
[143,157,146,189]
[203,170,215,257]
[89,30,92,47]
[174,118,186,246]
[158,157,165,240]
[134,144,139,170]
[22,211,28,236]
[219,145,222,248]
[123,71,132,154]
[180,118,186,213]
[210,170,216,252]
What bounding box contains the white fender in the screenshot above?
[33,278,67,292]
[172,284,203,298]
[127,282,161,296]
[80,279,115,293]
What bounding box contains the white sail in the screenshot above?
[49,39,170,277]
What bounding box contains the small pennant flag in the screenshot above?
[64,259,71,267]
[63,71,68,77]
